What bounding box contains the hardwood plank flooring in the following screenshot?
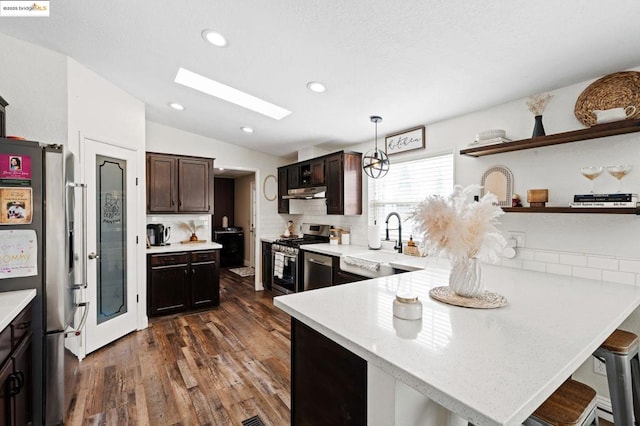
[64,268,615,425]
[66,269,290,426]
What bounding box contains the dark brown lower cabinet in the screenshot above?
[0,303,32,426]
[148,250,220,317]
[292,319,366,425]
[190,250,220,308]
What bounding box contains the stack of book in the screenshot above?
[570,193,638,208]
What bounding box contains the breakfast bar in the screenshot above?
[274,262,640,425]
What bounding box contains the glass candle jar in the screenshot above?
[393,294,423,320]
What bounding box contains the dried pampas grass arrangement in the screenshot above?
[526,93,553,116]
[410,185,506,263]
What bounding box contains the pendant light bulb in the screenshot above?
[363,115,390,179]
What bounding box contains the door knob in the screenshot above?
[88,252,100,260]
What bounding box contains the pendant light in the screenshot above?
[363,115,390,179]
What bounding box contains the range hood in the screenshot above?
[283,186,327,199]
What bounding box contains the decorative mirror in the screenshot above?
[263,174,277,201]
[480,166,513,207]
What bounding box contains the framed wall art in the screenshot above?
[385,126,425,156]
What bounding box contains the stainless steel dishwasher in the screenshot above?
[303,251,333,291]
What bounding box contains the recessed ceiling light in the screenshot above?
[241,126,254,133]
[307,81,327,93]
[174,67,292,120]
[218,167,225,171]
[169,102,185,110]
[202,30,228,47]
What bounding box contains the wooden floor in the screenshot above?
[66,268,291,425]
[64,268,615,425]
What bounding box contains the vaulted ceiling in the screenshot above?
[1,0,639,157]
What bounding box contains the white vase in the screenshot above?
[449,257,484,297]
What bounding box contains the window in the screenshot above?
[368,153,454,243]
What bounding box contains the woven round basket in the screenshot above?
[574,71,640,126]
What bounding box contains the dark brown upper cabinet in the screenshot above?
[325,152,362,215]
[146,153,214,214]
[278,167,289,214]
[277,151,362,215]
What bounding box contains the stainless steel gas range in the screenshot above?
[271,223,331,294]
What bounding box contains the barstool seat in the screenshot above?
[524,379,598,426]
[599,329,638,354]
[594,329,640,426]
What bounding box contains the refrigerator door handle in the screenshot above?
[67,182,88,288]
[65,302,89,337]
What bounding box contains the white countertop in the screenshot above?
[274,263,640,425]
[147,241,222,254]
[301,243,430,271]
[0,289,36,331]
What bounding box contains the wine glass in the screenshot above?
[580,166,603,193]
[606,165,633,193]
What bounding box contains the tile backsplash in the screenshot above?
[146,214,211,245]
[500,247,640,285]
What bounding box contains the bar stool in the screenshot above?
[593,329,640,426]
[523,379,598,426]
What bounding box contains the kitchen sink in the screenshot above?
[339,250,420,278]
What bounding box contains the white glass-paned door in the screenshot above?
[83,138,138,354]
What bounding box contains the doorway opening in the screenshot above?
[213,167,259,290]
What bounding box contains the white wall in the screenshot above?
[0,33,67,144]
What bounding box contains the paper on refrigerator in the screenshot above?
[0,229,37,278]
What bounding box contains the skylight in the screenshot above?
[174,68,291,120]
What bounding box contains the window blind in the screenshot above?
[368,153,454,243]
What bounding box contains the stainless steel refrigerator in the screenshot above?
[0,138,86,425]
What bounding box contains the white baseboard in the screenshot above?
[596,394,613,423]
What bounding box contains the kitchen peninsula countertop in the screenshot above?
[0,289,36,330]
[147,241,222,254]
[274,264,640,425]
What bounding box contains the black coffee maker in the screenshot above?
[147,224,171,246]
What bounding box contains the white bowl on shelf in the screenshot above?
[476,129,506,141]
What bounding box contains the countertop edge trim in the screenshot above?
[0,289,36,331]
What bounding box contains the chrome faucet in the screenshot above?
[385,212,402,253]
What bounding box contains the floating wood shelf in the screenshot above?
[460,119,640,157]
[503,207,640,215]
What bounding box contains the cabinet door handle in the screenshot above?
[8,373,20,396]
[171,199,175,206]
[192,268,195,274]
[15,371,24,391]
[15,321,30,330]
[184,270,187,275]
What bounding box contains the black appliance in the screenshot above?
[271,223,330,294]
[213,227,244,267]
[147,223,170,246]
